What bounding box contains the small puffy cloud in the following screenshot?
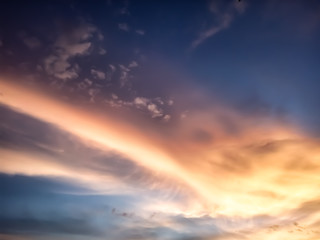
[44,54,81,80]
[44,53,83,81]
[118,23,129,32]
[134,97,148,107]
[168,99,174,106]
[133,97,166,119]
[128,61,138,68]
[91,69,106,80]
[163,114,171,122]
[77,78,93,90]
[147,103,163,118]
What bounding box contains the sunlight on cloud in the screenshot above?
[1,78,320,239]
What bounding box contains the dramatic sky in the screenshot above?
[1,0,320,239]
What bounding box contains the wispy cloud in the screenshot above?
[2,77,320,239]
[190,0,247,50]
[135,29,145,35]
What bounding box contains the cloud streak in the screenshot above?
[1,77,320,239]
[191,0,247,50]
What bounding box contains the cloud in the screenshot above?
[147,103,163,118]
[18,31,42,49]
[91,69,106,80]
[133,97,166,118]
[98,47,106,55]
[128,61,138,68]
[191,0,247,50]
[118,23,129,32]
[1,78,320,239]
[163,115,171,122]
[135,30,145,35]
[43,22,98,80]
[119,0,130,15]
[119,64,131,87]
[22,37,42,49]
[0,105,183,196]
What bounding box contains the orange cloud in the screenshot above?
[1,78,320,239]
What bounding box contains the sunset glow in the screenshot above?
[1,1,320,239]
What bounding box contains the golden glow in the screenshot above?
[1,78,320,239]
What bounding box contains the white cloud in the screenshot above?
[134,97,148,107]
[147,103,163,118]
[118,23,129,32]
[191,0,247,50]
[91,69,106,80]
[133,97,166,119]
[163,115,171,122]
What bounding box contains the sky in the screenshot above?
[0,0,320,239]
